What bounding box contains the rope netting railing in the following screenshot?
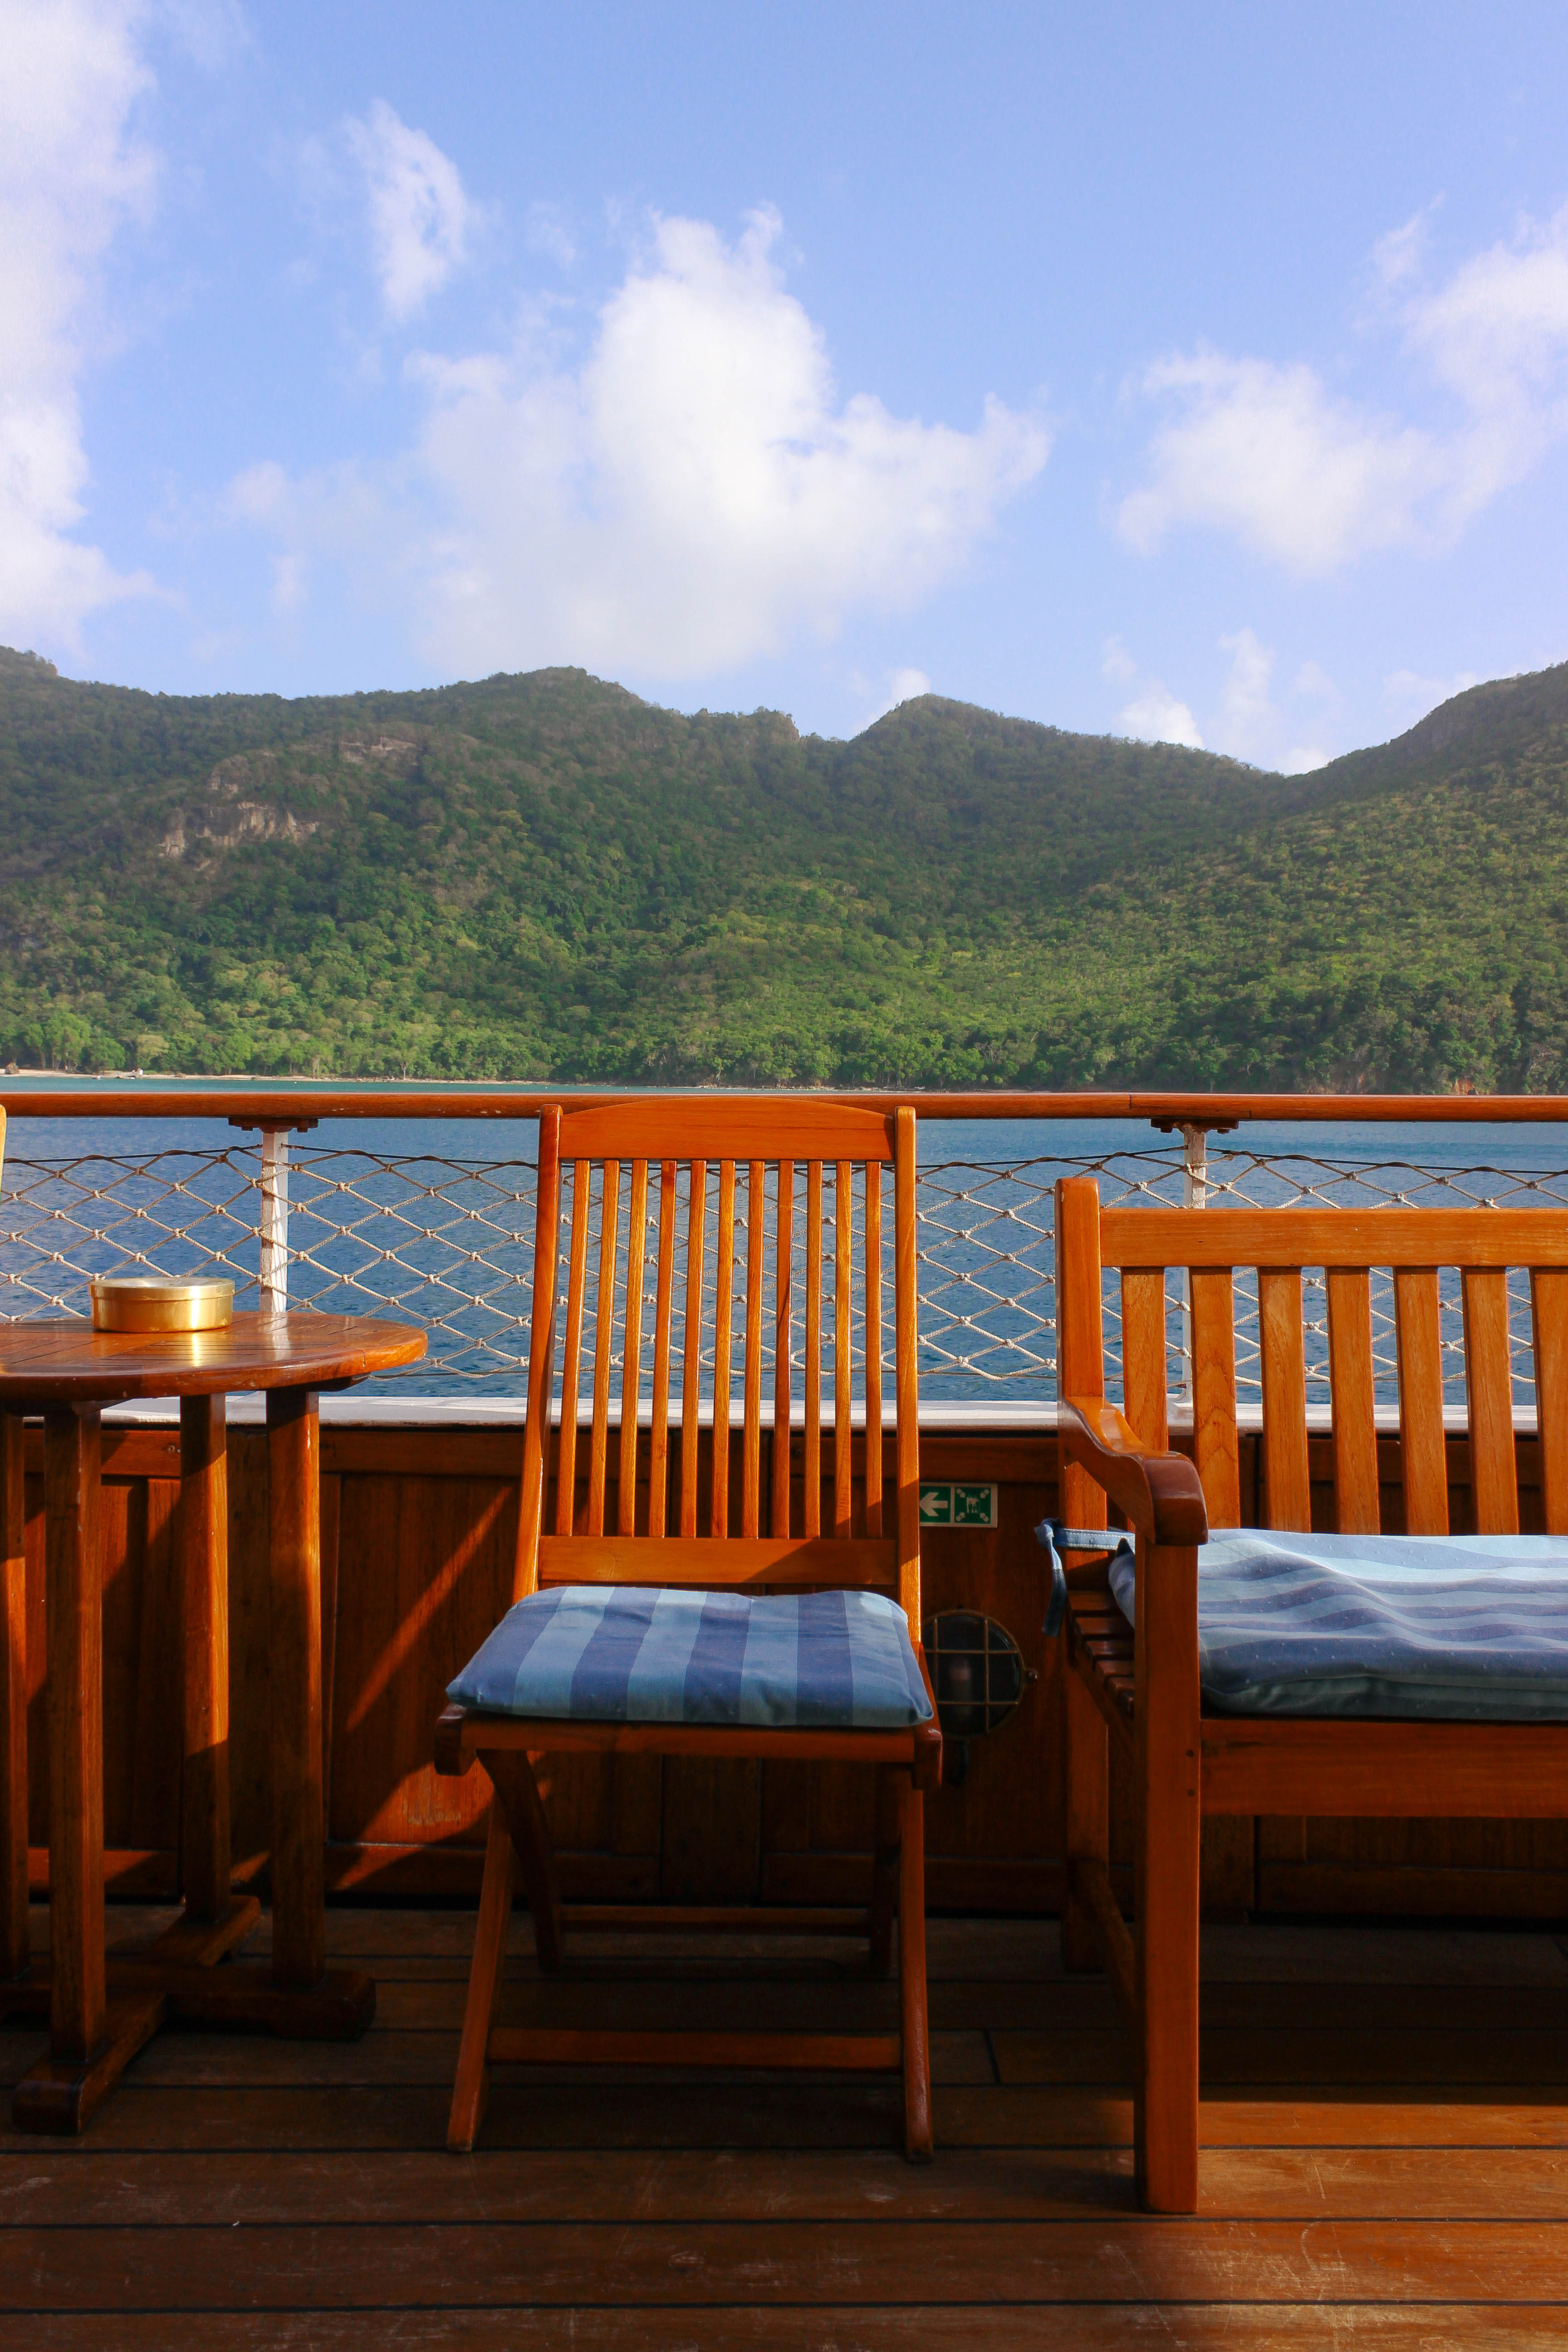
[3,1132,1568,1405]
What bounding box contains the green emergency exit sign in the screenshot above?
[918,1482,998,1529]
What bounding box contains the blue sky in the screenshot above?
[5,0,1568,765]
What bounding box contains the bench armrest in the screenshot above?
[1059,1397,1209,1547]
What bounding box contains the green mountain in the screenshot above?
[2,641,1567,1088]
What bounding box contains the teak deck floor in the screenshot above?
[5,1904,1568,2346]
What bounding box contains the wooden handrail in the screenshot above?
[5,1083,1568,1123]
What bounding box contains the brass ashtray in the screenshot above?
[89,1277,235,1333]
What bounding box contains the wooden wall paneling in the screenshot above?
[95,1475,143,1854]
[130,1476,182,1855]
[225,1428,273,1880]
[318,1474,341,1836]
[0,1415,24,1975]
[327,1473,517,1854]
[660,1759,761,1904]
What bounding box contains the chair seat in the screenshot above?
[448,1584,934,1729]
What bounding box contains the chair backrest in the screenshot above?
[1056,1176,1568,1539]
[515,1100,922,1632]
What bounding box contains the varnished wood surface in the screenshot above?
[0,1313,426,1406]
[5,1905,1568,2341]
[1101,1202,1568,1269]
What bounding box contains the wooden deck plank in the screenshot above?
[8,2143,1568,2224]
[6,2218,1568,2311]
[10,2311,1568,2350]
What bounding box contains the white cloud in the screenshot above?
[1119,685,1204,751]
[0,0,162,644]
[1281,745,1330,774]
[1383,664,1481,725]
[345,99,475,322]
[1214,626,1279,761]
[1370,202,1438,293]
[1103,637,1203,749]
[854,664,931,732]
[1294,658,1337,702]
[526,201,577,271]
[1119,202,1568,574]
[234,206,1049,679]
[1119,352,1446,572]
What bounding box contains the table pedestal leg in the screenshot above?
[268,1386,325,1986]
[180,1394,231,1921]
[1,1411,26,1984]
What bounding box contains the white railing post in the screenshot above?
[230,1117,318,1315]
[260,1125,291,1314]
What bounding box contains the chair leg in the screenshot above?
[1062,1664,1108,1974]
[869,1765,900,1978]
[898,1778,932,2162]
[486,1749,565,1974]
[448,1798,514,2152]
[1134,1540,1202,2213]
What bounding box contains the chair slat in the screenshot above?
[1462,1267,1519,1535]
[1394,1266,1449,1536]
[539,1534,897,1589]
[1258,1267,1310,1532]
[516,1107,563,1599]
[680,1161,706,1539]
[617,1161,649,1538]
[835,1161,853,1540]
[1120,1267,1168,1451]
[1326,1267,1380,1534]
[587,1160,620,1538]
[555,1160,590,1537]
[647,1161,678,1540]
[712,1162,735,1539]
[893,1110,920,1626]
[742,1160,764,1539]
[865,1164,884,1540]
[804,1164,823,1539]
[1189,1266,1241,1528]
[773,1158,794,1540]
[1531,1267,1568,1534]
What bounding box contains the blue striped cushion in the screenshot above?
[448,1586,933,1729]
[1110,1532,1568,1719]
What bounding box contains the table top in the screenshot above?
[0,1311,427,1406]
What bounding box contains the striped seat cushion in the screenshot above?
[1110,1532,1568,1720]
[448,1585,933,1729]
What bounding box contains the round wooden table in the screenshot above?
[0,1312,426,2132]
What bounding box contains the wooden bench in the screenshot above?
[1053,1176,1568,2212]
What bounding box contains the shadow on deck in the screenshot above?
[5,1905,1568,2345]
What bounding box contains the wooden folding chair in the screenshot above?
[435,1099,940,2157]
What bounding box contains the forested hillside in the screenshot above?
[2,641,1567,1088]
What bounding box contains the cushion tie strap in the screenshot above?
[1034,1520,1135,1637]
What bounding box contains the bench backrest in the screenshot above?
[1056,1176,1568,1537]
[515,1100,922,1632]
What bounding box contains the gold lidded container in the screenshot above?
[90,1277,235,1333]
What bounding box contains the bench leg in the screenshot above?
[899,1779,932,2162]
[448,1798,514,2153]
[1062,1664,1108,1974]
[1134,1539,1201,2213]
